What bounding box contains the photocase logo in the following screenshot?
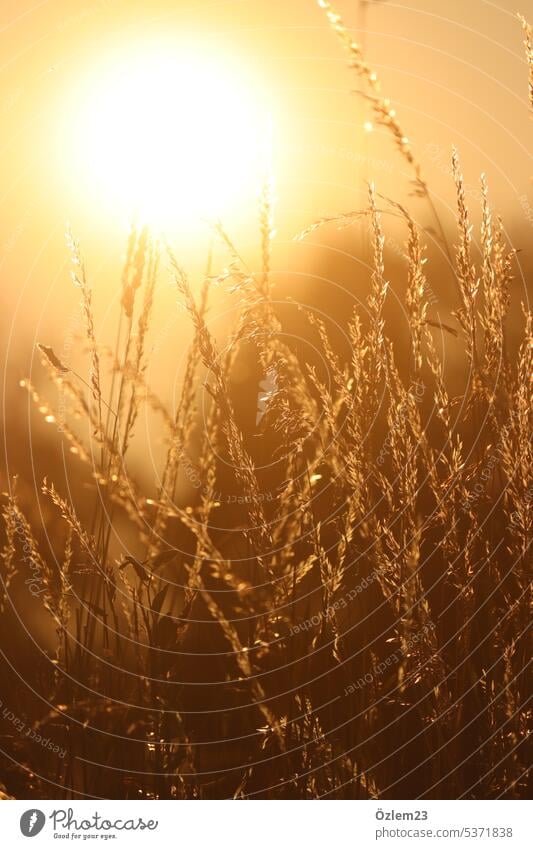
[256,367,277,425]
[20,809,46,837]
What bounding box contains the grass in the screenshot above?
[0,4,530,800]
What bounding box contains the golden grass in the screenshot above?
[0,11,531,801]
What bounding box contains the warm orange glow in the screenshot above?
[63,46,270,231]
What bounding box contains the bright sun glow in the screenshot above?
[65,46,270,231]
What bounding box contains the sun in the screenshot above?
[64,45,270,231]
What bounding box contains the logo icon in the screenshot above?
[20,810,46,837]
[256,367,277,426]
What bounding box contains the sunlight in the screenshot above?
[65,45,270,231]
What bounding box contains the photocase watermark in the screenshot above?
[381,234,439,304]
[423,142,483,203]
[462,409,521,513]
[314,142,394,174]
[0,699,66,759]
[179,450,277,504]
[343,621,436,695]
[289,567,382,636]
[509,481,533,528]
[462,445,505,513]
[376,380,425,467]
[8,508,47,598]
[20,809,46,837]
[173,367,280,503]
[256,366,277,426]
[50,807,158,834]
[19,807,158,838]
[518,194,533,229]
[56,305,83,433]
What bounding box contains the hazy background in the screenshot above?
[1,0,531,486]
[0,2,530,799]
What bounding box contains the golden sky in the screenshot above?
[1,0,531,370]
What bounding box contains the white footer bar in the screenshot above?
[1,799,529,848]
